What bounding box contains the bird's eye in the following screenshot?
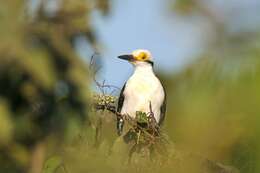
[139,52,147,60]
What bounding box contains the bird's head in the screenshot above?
[118,49,154,66]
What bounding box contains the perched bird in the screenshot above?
[117,49,166,135]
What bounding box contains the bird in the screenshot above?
[116,49,166,135]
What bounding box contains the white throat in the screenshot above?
[133,62,154,75]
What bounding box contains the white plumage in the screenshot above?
[117,49,166,135]
[121,62,165,123]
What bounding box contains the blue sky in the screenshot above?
[29,0,260,88]
[80,0,260,88]
[86,0,209,87]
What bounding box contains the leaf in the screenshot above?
[42,156,63,173]
[136,111,148,124]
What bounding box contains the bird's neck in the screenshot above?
[133,64,154,76]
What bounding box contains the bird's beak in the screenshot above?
[118,54,135,62]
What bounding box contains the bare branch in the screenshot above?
[89,53,120,94]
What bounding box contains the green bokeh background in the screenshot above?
[0,0,260,173]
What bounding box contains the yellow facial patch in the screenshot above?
[132,49,151,61]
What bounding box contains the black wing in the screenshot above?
[117,83,126,112]
[158,85,166,125]
[116,83,126,135]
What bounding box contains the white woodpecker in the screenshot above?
[117,49,166,135]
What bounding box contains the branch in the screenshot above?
[89,54,120,94]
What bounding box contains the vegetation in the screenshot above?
[0,0,108,172]
[0,0,259,173]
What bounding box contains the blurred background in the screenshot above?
[0,0,260,173]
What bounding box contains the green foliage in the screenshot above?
[162,2,260,172]
[93,93,116,107]
[0,99,13,145]
[135,111,149,124]
[0,0,110,172]
[1,0,260,173]
[172,0,196,14]
[42,156,63,173]
[160,36,260,173]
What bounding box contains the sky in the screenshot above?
[29,0,260,88]
[81,0,260,88]
[83,0,209,88]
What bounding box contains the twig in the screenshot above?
[89,53,120,94]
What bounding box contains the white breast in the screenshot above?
[121,67,165,123]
